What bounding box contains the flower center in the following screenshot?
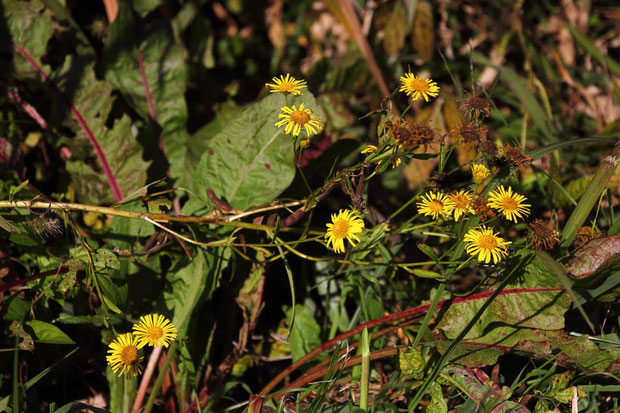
[146,326,164,339]
[478,234,498,250]
[500,197,518,211]
[290,110,310,125]
[332,220,350,239]
[409,78,429,92]
[279,82,294,92]
[452,195,469,209]
[429,200,444,213]
[121,345,138,365]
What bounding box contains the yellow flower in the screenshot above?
[417,192,455,220]
[275,103,323,137]
[487,185,531,223]
[325,209,365,254]
[106,333,143,377]
[132,313,178,349]
[448,190,474,221]
[399,74,440,102]
[464,225,511,264]
[265,74,307,95]
[471,164,490,184]
[361,144,378,154]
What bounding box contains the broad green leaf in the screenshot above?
[194,93,323,210]
[4,297,30,321]
[566,236,620,279]
[435,287,570,344]
[107,201,155,250]
[184,100,243,187]
[164,248,230,337]
[103,3,190,181]
[0,0,54,73]
[50,56,149,204]
[287,304,321,362]
[427,383,447,413]
[25,320,74,344]
[399,348,425,379]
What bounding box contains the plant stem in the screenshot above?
[359,328,370,411]
[132,346,163,412]
[13,332,19,413]
[144,342,178,413]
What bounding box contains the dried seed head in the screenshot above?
[25,215,63,240]
[429,172,453,192]
[387,119,436,151]
[471,195,496,222]
[528,219,559,251]
[502,144,533,170]
[480,139,499,157]
[451,122,487,148]
[575,226,603,245]
[459,94,491,118]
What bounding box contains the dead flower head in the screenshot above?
[471,195,496,222]
[502,144,533,170]
[459,93,491,119]
[575,226,603,245]
[528,219,559,251]
[451,121,487,149]
[387,119,436,151]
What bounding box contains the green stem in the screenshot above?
[359,328,370,411]
[143,342,178,413]
[13,332,19,413]
[411,283,446,349]
[123,376,133,413]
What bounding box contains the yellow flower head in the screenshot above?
[464,225,511,264]
[106,333,143,377]
[265,74,307,95]
[448,190,474,221]
[417,192,455,220]
[132,313,178,349]
[487,185,531,223]
[361,144,378,154]
[325,209,365,254]
[275,103,323,137]
[471,163,490,184]
[399,74,440,102]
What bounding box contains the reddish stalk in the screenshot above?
[258,287,564,396]
[12,41,123,203]
[132,346,163,413]
[137,49,157,123]
[0,267,68,293]
[6,89,48,129]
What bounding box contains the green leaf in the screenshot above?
[25,320,74,344]
[3,297,30,321]
[51,56,149,204]
[103,3,190,181]
[164,248,230,337]
[426,382,447,413]
[194,93,323,210]
[0,0,54,73]
[399,348,425,379]
[568,25,620,75]
[287,304,321,362]
[435,287,570,345]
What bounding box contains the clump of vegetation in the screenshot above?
[0,1,618,412]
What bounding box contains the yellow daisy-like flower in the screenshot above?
[471,164,490,184]
[361,144,378,154]
[399,74,440,102]
[417,192,455,220]
[464,225,511,264]
[106,333,143,377]
[132,313,178,349]
[275,103,323,137]
[265,74,307,95]
[487,185,531,223]
[325,209,365,254]
[448,190,474,221]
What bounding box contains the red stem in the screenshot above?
[137,49,157,122]
[12,40,123,203]
[0,267,68,293]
